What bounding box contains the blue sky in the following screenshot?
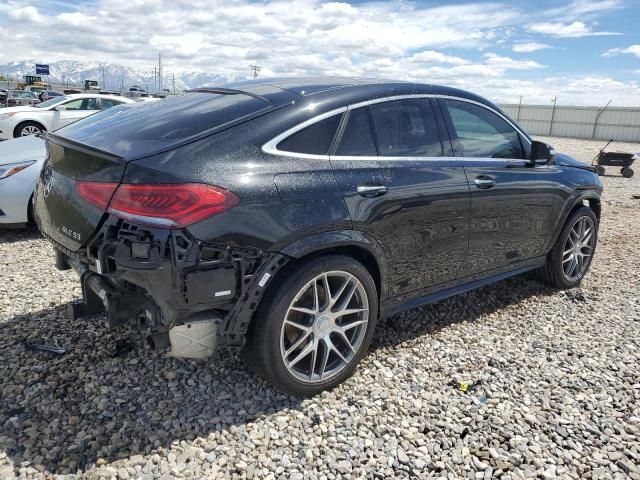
[0,0,639,104]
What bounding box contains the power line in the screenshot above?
[249,64,261,79]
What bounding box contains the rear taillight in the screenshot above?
[77,182,118,210]
[77,182,239,228]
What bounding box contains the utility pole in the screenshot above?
[172,73,176,95]
[249,64,261,79]
[153,67,156,93]
[102,66,106,90]
[158,52,162,93]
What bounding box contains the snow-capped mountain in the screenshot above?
[0,60,248,92]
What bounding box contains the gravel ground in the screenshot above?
[1,136,639,480]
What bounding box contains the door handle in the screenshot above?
[474,176,496,189]
[357,184,388,197]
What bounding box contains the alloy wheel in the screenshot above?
[562,216,595,281]
[20,125,41,136]
[280,271,369,384]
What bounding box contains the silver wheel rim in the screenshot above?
[21,125,40,136]
[280,270,369,384]
[562,216,595,281]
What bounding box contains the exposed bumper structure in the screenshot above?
[52,216,288,358]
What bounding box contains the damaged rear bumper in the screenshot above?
[49,217,288,357]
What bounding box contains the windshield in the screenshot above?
[34,96,69,109]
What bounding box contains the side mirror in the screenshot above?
[55,105,67,111]
[530,140,554,165]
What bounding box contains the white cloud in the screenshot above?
[409,50,470,65]
[483,53,545,70]
[512,42,552,53]
[543,0,624,18]
[527,21,621,37]
[603,45,640,58]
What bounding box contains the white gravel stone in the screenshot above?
[0,136,639,479]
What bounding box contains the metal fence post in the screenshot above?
[516,96,522,122]
[548,97,557,136]
[592,100,612,139]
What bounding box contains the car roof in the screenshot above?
[208,76,498,110]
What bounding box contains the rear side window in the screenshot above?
[443,99,524,159]
[335,107,377,156]
[100,99,123,110]
[370,99,443,157]
[277,114,341,155]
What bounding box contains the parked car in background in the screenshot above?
[5,90,39,107]
[0,135,45,227]
[38,90,64,102]
[0,89,7,107]
[35,78,603,395]
[1,99,141,227]
[0,93,133,139]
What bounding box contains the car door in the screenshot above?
[438,98,558,275]
[329,97,470,299]
[52,98,99,129]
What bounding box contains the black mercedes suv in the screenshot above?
[35,78,603,395]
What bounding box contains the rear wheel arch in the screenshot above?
[277,231,386,301]
[282,244,382,301]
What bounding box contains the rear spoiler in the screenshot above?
[185,87,271,103]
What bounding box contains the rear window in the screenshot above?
[57,92,270,143]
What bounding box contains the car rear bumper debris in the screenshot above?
[48,216,289,359]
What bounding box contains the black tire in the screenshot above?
[596,166,605,176]
[622,167,634,178]
[14,121,45,138]
[242,255,378,396]
[532,206,598,289]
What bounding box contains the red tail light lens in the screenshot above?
[77,182,118,210]
[77,182,239,228]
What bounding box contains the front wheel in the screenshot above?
[242,255,378,396]
[15,121,45,138]
[532,207,598,289]
[596,166,605,176]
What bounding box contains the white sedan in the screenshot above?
[0,135,45,227]
[0,93,133,140]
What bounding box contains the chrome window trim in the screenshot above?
[262,106,348,159]
[261,94,530,160]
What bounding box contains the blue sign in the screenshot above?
[35,64,49,75]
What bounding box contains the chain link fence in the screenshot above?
[500,103,640,142]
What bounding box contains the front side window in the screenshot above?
[277,114,341,155]
[63,99,99,111]
[370,99,443,157]
[443,99,524,159]
[335,107,377,156]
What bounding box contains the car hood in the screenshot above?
[0,135,46,166]
[0,106,35,114]
[554,152,596,172]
